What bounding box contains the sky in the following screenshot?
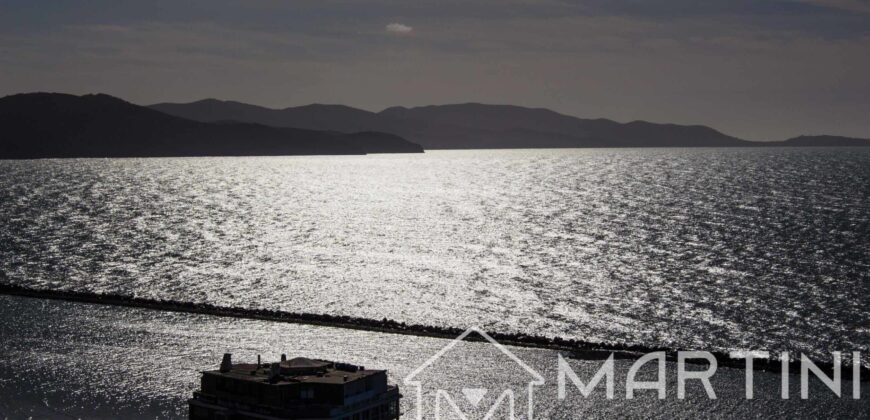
[1,0,869,140]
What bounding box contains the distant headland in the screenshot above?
[0,93,423,159]
[2,92,868,160]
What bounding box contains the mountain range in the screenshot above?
[150,99,870,149]
[2,92,867,160]
[0,93,423,159]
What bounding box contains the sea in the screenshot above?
[0,148,868,418]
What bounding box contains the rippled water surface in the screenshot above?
[1,148,868,360]
[2,296,866,419]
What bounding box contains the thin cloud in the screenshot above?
[385,23,413,35]
[795,0,870,13]
[74,24,132,33]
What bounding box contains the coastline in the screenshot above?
[1,282,864,381]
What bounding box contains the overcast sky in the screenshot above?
[2,0,869,140]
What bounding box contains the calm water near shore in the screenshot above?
[0,148,868,363]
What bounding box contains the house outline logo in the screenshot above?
[403,326,546,419]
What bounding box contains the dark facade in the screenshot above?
[189,354,401,420]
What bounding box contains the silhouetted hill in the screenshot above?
[776,135,870,147]
[0,93,422,159]
[151,99,383,133]
[152,100,754,148]
[151,100,870,149]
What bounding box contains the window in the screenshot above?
[300,387,315,399]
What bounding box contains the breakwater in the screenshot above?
[0,283,865,381]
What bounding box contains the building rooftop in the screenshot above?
[213,357,379,385]
[190,354,401,419]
